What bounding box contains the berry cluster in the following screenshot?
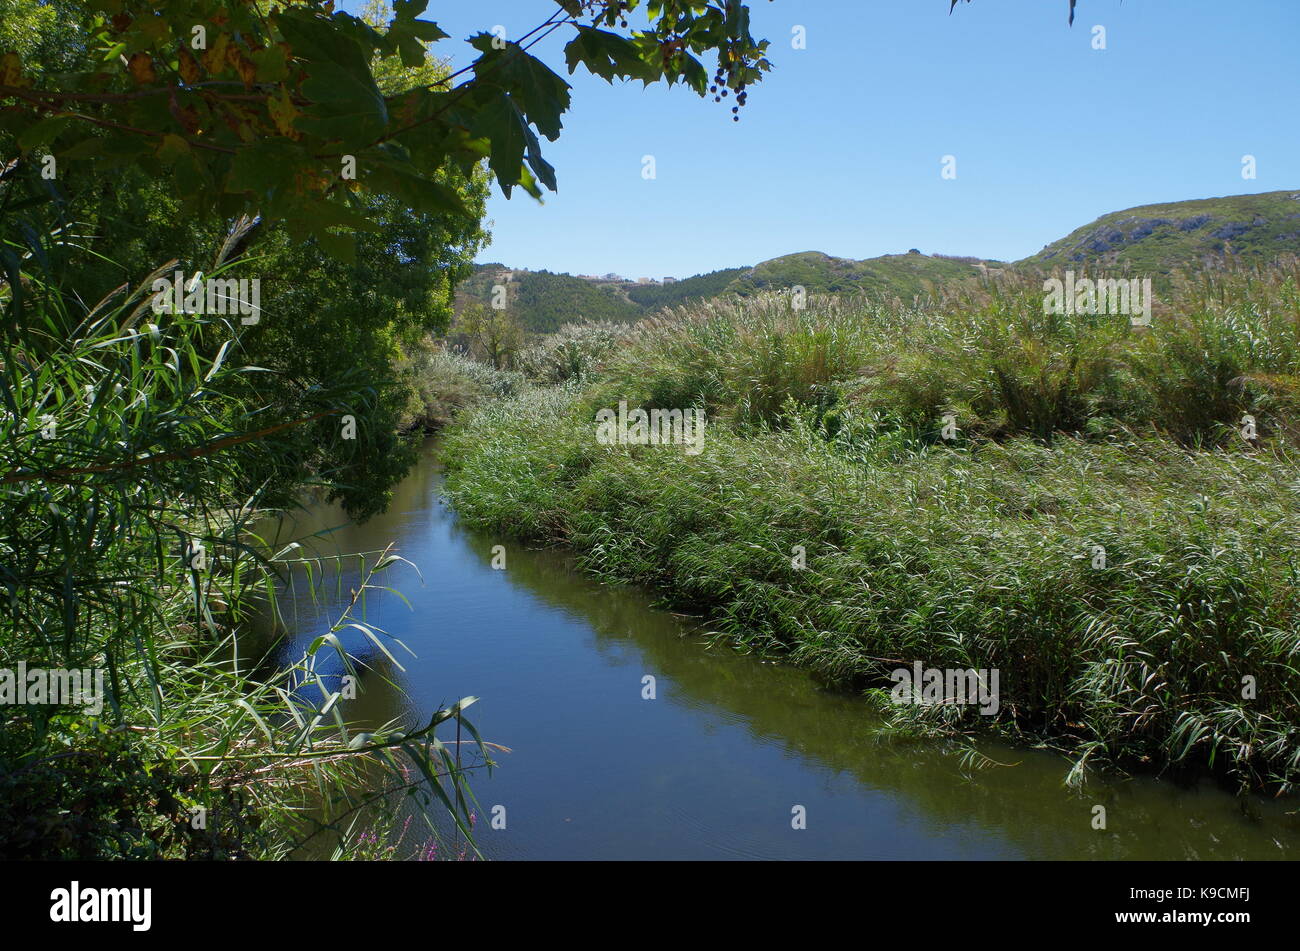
[711,69,750,121]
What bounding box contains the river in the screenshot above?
[251,441,1295,860]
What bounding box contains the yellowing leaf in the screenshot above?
[202,31,230,75]
[268,86,301,139]
[177,46,200,85]
[234,50,257,88]
[156,133,191,166]
[127,51,156,85]
[1,52,26,87]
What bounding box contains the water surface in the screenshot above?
[254,443,1296,860]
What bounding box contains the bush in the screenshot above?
[514,320,642,384]
[402,343,526,430]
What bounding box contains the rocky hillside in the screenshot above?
[1018,190,1300,276]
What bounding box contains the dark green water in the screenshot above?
[257,442,1296,860]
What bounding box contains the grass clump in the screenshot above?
[401,343,526,431]
[585,263,1300,447]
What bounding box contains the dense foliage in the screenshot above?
[446,265,1300,791]
[0,0,776,859]
[0,0,772,260]
[625,266,747,308]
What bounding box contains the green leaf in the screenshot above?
[472,44,571,141]
[564,27,655,84]
[312,228,357,264]
[298,60,389,143]
[57,135,106,160]
[155,133,190,164]
[367,161,469,217]
[17,115,73,150]
[226,141,302,195]
[343,622,406,672]
[470,93,529,194]
[275,9,372,73]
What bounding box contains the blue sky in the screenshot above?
[349,1,1300,279]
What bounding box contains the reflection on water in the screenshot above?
[250,441,1297,860]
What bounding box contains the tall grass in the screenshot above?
[444,263,1300,790]
[400,342,525,431]
[513,319,642,384]
[585,262,1300,446]
[1,240,486,858]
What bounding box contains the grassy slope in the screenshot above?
[726,250,996,299]
[1019,190,1300,277]
[456,265,643,333]
[625,266,749,309]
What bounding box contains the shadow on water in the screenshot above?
[250,441,1298,860]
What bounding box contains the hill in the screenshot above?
[456,266,642,333]
[461,190,1300,334]
[455,253,997,332]
[726,250,999,299]
[1018,190,1300,276]
[625,267,749,309]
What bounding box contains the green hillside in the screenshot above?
[625,267,749,309]
[456,266,643,333]
[725,250,998,299]
[1018,190,1300,276]
[462,191,1300,334]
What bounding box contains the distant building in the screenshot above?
[663,276,677,284]
[603,272,622,281]
[637,277,653,284]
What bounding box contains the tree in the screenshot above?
[0,0,778,858]
[456,299,524,370]
[0,1,773,260]
[0,0,493,518]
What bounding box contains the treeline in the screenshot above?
[625,267,750,309]
[455,266,752,336]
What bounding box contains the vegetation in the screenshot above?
[625,266,749,309]
[0,0,771,259]
[514,319,642,384]
[480,191,1300,329]
[457,266,644,333]
[1020,190,1300,281]
[1,0,776,860]
[401,343,526,431]
[445,263,1300,792]
[727,250,996,299]
[0,242,491,858]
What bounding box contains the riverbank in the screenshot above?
[442,271,1300,792]
[262,443,1297,859]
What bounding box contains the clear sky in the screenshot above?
[346,1,1300,279]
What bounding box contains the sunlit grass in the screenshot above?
[445,263,1300,790]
